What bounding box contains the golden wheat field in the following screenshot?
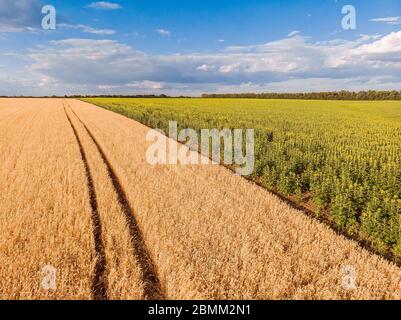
[1,98,401,300]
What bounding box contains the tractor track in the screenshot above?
[63,105,108,300]
[65,102,164,300]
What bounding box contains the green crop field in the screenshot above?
[83,98,401,259]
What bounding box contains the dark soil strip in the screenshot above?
[63,105,108,300]
[262,185,401,267]
[66,103,164,300]
[82,99,401,269]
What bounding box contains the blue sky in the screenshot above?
[1,0,401,95]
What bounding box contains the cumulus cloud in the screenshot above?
[28,39,148,85]
[127,80,164,90]
[370,17,401,25]
[58,23,116,35]
[197,64,215,72]
[4,30,401,95]
[87,2,122,10]
[287,30,301,37]
[0,0,43,32]
[352,31,401,63]
[219,63,241,73]
[357,34,382,42]
[156,29,171,37]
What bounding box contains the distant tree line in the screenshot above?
[202,90,401,100]
[0,94,191,98]
[68,94,193,98]
[2,90,401,100]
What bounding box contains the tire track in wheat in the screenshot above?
[66,102,163,300]
[63,105,108,300]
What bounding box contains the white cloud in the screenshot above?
[354,31,401,56]
[156,29,171,37]
[4,29,401,95]
[219,63,241,73]
[59,23,116,35]
[0,0,43,32]
[87,2,122,10]
[97,84,119,90]
[127,80,164,90]
[30,34,401,83]
[370,16,401,25]
[357,34,382,42]
[197,64,215,72]
[287,30,301,37]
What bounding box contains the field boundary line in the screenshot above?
[251,182,401,268]
[79,99,401,269]
[66,101,164,300]
[63,104,108,300]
